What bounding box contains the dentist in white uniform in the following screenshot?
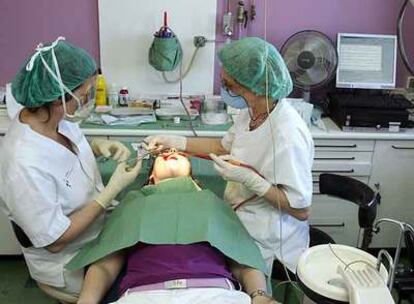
[145,37,314,276]
[0,37,141,302]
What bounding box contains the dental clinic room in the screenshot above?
[1,0,414,303]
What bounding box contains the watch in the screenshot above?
[250,289,274,300]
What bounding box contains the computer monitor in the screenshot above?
[336,33,397,90]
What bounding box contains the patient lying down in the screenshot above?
[76,149,276,304]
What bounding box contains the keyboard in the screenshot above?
[330,93,413,110]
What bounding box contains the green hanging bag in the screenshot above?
[149,35,183,72]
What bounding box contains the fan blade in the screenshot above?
[295,68,306,76]
[283,40,306,60]
[315,57,337,75]
[302,37,325,54]
[304,66,329,85]
[316,57,331,70]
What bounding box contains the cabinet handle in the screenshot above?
[314,157,356,160]
[312,169,355,173]
[312,223,345,228]
[391,145,414,150]
[315,144,357,149]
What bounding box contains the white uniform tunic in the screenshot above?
[0,116,105,290]
[221,99,314,273]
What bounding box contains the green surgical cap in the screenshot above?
[218,37,293,100]
[12,37,97,108]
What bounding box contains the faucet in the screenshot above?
[374,218,410,290]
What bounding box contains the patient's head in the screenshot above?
[149,148,191,184]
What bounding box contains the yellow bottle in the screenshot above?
[95,69,107,106]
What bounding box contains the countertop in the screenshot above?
[1,114,414,140]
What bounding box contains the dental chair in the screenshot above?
[394,228,414,304]
[10,221,33,248]
[271,173,380,303]
[376,219,414,304]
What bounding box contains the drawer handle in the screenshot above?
[314,157,356,161]
[312,169,355,173]
[315,144,357,148]
[391,145,414,150]
[312,223,345,228]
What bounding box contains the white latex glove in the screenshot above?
[209,154,271,197]
[143,135,187,151]
[91,139,131,162]
[94,160,142,209]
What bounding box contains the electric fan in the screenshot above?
[281,30,338,102]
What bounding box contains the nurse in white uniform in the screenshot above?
[145,37,314,277]
[0,37,141,303]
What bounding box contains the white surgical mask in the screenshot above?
[220,87,248,109]
[64,88,96,123]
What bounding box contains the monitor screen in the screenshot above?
[336,33,397,89]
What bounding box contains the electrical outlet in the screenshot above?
[407,76,414,89]
[194,36,208,48]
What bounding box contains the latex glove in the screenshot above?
[91,139,131,162]
[143,135,187,151]
[209,154,271,197]
[94,160,142,209]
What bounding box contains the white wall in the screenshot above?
[98,0,217,97]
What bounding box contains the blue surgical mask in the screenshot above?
[220,87,248,109]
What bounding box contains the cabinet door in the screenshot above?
[369,140,414,247]
[310,194,360,246]
[0,212,21,255]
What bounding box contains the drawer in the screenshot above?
[314,151,372,162]
[309,195,360,246]
[312,151,372,176]
[312,176,369,194]
[0,212,22,254]
[314,139,375,152]
[312,162,371,176]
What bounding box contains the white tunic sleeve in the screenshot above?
[221,124,236,152]
[274,140,313,209]
[221,112,248,152]
[4,164,70,248]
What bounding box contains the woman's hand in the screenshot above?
[91,139,131,162]
[209,154,271,197]
[143,135,187,151]
[94,160,142,209]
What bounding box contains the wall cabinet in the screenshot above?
[310,139,374,246]
[369,140,414,247]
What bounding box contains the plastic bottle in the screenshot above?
[95,69,107,106]
[118,87,129,107]
[107,83,119,108]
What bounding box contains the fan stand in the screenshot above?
[302,87,311,103]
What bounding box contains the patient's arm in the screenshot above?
[77,250,126,304]
[229,261,276,303]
